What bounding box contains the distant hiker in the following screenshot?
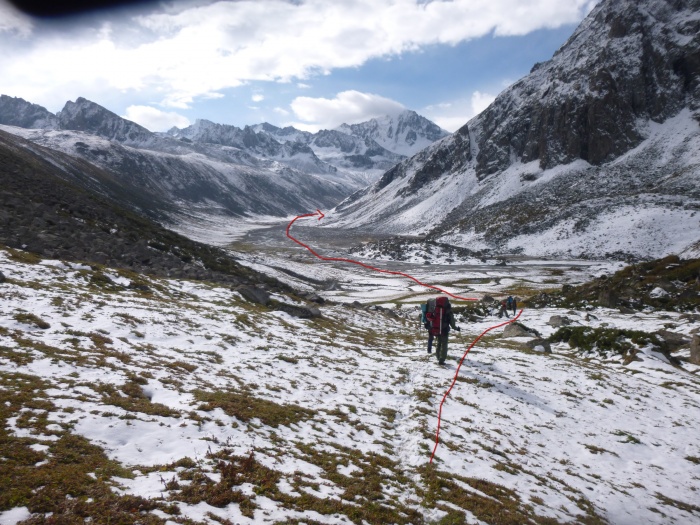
[506,296,515,315]
[510,296,517,316]
[420,302,434,354]
[425,296,460,365]
[498,299,510,319]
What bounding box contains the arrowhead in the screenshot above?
[316,209,325,220]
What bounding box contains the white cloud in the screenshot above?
[122,105,190,132]
[432,115,471,133]
[252,93,264,102]
[0,0,600,111]
[0,1,32,36]
[423,90,496,132]
[289,90,405,131]
[471,91,496,116]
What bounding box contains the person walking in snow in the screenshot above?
[510,296,517,316]
[498,299,510,319]
[431,298,460,365]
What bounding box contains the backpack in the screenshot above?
[422,298,435,330]
[420,303,428,325]
[427,296,450,336]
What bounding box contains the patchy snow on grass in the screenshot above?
[1,246,699,524]
[506,204,700,258]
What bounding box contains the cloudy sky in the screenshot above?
[0,0,600,133]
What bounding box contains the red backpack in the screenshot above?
[426,296,450,336]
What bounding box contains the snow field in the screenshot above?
[1,247,699,524]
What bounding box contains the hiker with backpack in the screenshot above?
[498,299,510,318]
[509,295,517,316]
[506,296,514,314]
[425,296,460,365]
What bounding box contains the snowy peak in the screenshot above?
[0,95,153,145]
[336,109,450,157]
[57,97,153,145]
[167,118,245,147]
[167,119,332,173]
[251,122,311,143]
[168,111,448,184]
[0,95,58,129]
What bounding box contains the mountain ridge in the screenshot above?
[0,95,449,224]
[325,0,700,261]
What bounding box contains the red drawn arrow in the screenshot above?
[286,210,478,301]
[429,309,523,463]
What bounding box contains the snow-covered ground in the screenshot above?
[1,244,699,525]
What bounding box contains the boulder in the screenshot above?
[503,322,537,338]
[324,280,340,291]
[689,334,700,365]
[128,281,150,292]
[237,285,270,306]
[548,315,572,327]
[304,293,325,304]
[598,289,619,308]
[655,330,691,352]
[623,348,644,366]
[526,339,552,353]
[276,303,321,319]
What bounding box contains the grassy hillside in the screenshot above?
[0,129,281,291]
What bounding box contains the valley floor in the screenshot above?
[1,222,699,524]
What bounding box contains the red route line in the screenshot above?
[285,210,478,301]
[429,309,523,464]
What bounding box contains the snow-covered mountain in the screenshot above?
[335,110,449,157]
[0,97,355,222]
[326,0,700,261]
[255,110,449,184]
[178,109,450,186]
[167,119,341,180]
[0,95,58,129]
[0,95,449,225]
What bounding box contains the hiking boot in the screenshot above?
[438,360,444,365]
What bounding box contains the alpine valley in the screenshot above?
[2,0,699,261]
[327,0,700,261]
[1,0,700,524]
[0,94,446,222]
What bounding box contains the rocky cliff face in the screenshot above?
[57,97,153,145]
[0,95,58,129]
[473,0,700,179]
[326,0,700,260]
